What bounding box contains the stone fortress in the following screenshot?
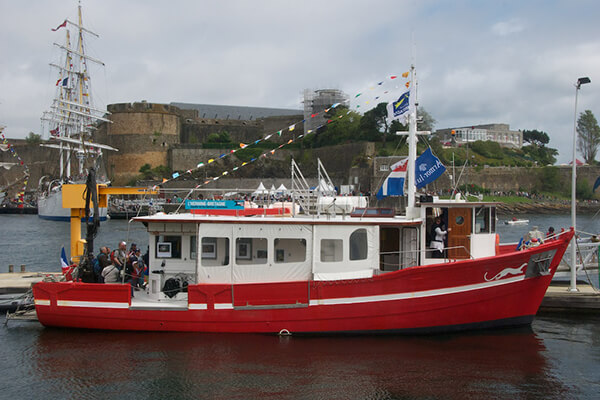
[94,101,305,185]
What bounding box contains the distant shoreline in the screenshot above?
[496,201,598,215]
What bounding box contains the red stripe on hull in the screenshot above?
[33,233,571,334]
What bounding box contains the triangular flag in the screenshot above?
[52,20,67,32]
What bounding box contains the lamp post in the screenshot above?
[570,76,591,292]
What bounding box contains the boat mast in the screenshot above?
[406,64,418,217]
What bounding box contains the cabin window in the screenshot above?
[236,238,267,264]
[155,235,181,259]
[190,236,197,259]
[274,238,306,263]
[321,239,343,262]
[349,228,368,260]
[200,237,230,266]
[474,207,490,233]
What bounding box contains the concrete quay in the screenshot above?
[539,283,600,313]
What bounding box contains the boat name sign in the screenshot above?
[185,199,244,210]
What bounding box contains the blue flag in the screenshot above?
[594,176,600,192]
[415,148,446,188]
[386,91,410,121]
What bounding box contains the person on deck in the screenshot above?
[430,217,451,258]
[101,262,120,283]
[127,243,138,259]
[95,246,111,282]
[113,241,128,276]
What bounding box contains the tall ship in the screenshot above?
[38,3,115,221]
[32,66,574,334]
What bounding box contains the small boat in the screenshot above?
[505,217,529,225]
[31,66,574,334]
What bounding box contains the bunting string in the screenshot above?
[0,128,31,207]
[156,72,411,197]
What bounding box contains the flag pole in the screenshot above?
[406,64,418,217]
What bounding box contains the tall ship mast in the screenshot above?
[38,2,115,221]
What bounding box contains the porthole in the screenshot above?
[456,216,464,225]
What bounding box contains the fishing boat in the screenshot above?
[37,4,115,221]
[32,66,574,334]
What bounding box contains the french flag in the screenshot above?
[376,158,408,200]
[60,246,69,269]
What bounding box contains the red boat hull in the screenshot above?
[33,232,571,334]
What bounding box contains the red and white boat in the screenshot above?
[32,66,573,334]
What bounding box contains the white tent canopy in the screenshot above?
[276,183,288,194]
[252,182,268,195]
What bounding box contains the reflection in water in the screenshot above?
[26,326,568,400]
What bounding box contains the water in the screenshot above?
[1,213,599,399]
[1,316,599,399]
[0,215,148,272]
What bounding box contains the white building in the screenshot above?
[436,123,523,148]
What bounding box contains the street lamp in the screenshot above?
[570,76,591,292]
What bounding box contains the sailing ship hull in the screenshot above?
[38,187,107,221]
[33,234,570,334]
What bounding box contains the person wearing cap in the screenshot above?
[128,243,138,259]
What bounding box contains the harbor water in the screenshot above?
[1,213,599,399]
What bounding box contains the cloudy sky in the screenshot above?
[1,0,599,163]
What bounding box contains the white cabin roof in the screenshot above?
[133,212,422,226]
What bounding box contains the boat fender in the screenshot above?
[495,234,500,255]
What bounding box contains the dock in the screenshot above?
[0,271,60,295]
[540,283,600,313]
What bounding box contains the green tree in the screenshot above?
[206,130,231,143]
[25,131,42,144]
[522,130,550,146]
[359,103,392,142]
[577,110,600,164]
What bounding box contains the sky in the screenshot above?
[1,0,599,164]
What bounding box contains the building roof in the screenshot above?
[171,102,302,121]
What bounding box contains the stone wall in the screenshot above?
[371,157,600,195]
[179,114,302,145]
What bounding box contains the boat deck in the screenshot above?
[130,290,188,310]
